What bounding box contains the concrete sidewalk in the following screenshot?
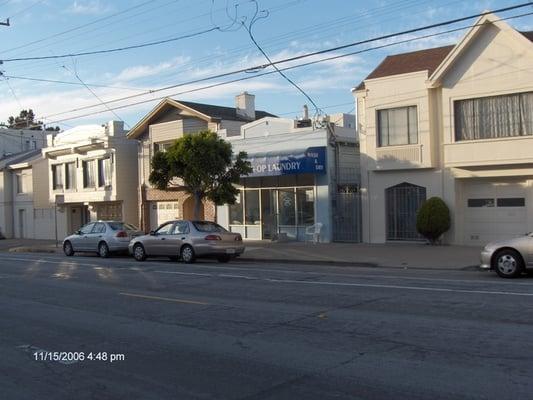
[0,238,482,270]
[240,241,482,270]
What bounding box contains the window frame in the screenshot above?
[376,105,419,147]
[52,164,64,190]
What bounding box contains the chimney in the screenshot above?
[106,120,125,136]
[235,92,255,120]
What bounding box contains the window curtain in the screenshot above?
[378,106,418,146]
[104,158,112,187]
[455,92,533,141]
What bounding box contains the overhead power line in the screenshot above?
[1,74,148,91]
[4,1,532,63]
[40,7,533,121]
[42,10,533,125]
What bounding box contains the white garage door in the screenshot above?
[149,201,180,231]
[463,180,527,245]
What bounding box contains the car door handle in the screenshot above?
[161,238,166,240]
[181,237,186,240]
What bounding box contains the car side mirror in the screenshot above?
[149,230,156,236]
[76,230,82,235]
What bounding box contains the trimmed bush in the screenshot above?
[416,197,451,244]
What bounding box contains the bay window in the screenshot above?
[83,160,96,188]
[98,158,112,187]
[65,162,76,190]
[52,164,63,190]
[377,106,418,147]
[454,91,533,141]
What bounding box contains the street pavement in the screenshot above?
[0,253,532,399]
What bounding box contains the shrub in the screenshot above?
[416,197,451,244]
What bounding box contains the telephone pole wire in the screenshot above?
[0,18,9,26]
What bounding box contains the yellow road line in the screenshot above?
[119,292,208,305]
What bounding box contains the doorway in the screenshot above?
[69,205,89,234]
[385,182,426,240]
[18,209,25,238]
[261,189,278,240]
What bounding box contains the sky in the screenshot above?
[0,0,531,130]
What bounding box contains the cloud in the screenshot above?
[66,1,112,15]
[114,56,191,82]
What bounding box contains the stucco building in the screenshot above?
[353,13,533,245]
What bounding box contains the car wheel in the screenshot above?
[98,242,110,258]
[133,243,146,262]
[180,245,196,264]
[217,255,231,263]
[493,249,523,278]
[63,241,74,257]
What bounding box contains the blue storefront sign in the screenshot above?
[247,146,326,177]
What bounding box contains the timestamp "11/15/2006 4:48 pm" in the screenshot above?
[33,351,126,363]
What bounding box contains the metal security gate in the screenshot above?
[333,187,361,242]
[386,182,426,241]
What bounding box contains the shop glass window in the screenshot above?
[245,190,260,225]
[377,106,418,147]
[467,198,495,207]
[497,198,525,207]
[297,188,314,225]
[229,191,243,225]
[278,189,296,225]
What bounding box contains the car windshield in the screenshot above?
[107,222,138,231]
[192,221,228,233]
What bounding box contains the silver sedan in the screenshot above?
[128,220,244,263]
[63,221,143,258]
[480,233,533,278]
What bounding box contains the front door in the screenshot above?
[385,183,426,241]
[261,189,278,240]
[149,222,175,256]
[72,222,95,251]
[18,209,25,238]
[85,222,106,252]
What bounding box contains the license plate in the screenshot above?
[226,248,236,254]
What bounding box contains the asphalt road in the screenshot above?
[0,252,532,400]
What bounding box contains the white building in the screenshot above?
[0,126,47,156]
[216,111,360,242]
[37,121,138,239]
[353,13,533,245]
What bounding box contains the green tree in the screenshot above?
[7,109,59,130]
[416,197,451,245]
[149,130,252,219]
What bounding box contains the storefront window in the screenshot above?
[297,188,314,225]
[245,190,260,225]
[229,191,243,225]
[278,189,295,225]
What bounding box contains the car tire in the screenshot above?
[180,245,196,264]
[63,241,74,257]
[133,243,146,262]
[217,255,231,263]
[98,242,110,258]
[493,249,523,278]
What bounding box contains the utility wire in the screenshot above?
[62,63,130,128]
[40,8,533,121]
[42,10,533,125]
[7,0,44,19]
[242,1,322,117]
[2,74,149,91]
[2,75,23,110]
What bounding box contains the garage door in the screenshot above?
[463,180,527,245]
[150,201,180,231]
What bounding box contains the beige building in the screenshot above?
[39,121,138,239]
[127,93,275,232]
[353,13,533,245]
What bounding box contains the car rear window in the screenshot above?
[107,222,138,231]
[192,221,228,233]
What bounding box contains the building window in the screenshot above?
[52,164,63,190]
[467,198,495,208]
[296,188,314,225]
[82,160,96,188]
[278,189,296,226]
[154,142,173,153]
[65,162,76,190]
[496,198,525,207]
[97,158,112,188]
[16,174,24,194]
[377,106,418,147]
[454,92,533,141]
[244,190,260,225]
[229,192,243,224]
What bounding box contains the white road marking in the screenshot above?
[155,271,212,277]
[119,292,208,305]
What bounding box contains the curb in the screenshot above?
[8,247,59,254]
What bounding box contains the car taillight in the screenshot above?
[235,235,242,241]
[116,230,128,238]
[204,234,222,241]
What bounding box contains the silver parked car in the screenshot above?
[480,234,533,278]
[128,220,244,263]
[63,221,143,258]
